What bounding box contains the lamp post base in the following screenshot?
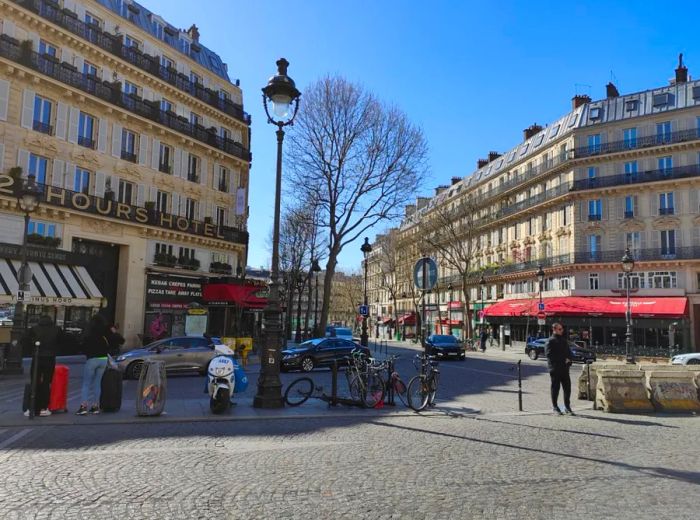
[253,375,284,409]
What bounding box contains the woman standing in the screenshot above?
[76,314,110,415]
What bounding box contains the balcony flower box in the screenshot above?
[154,252,177,267]
[210,262,232,275]
[179,257,200,271]
[27,234,61,248]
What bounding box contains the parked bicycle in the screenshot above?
[345,349,385,408]
[368,354,408,406]
[407,353,439,411]
[284,377,334,406]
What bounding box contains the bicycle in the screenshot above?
[284,376,361,407]
[407,353,439,411]
[344,349,385,408]
[369,354,408,406]
[464,338,478,352]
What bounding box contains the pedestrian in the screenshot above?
[479,327,488,352]
[76,314,111,415]
[107,322,125,357]
[545,322,574,415]
[21,314,67,417]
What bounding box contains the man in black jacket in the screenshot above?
[545,322,574,415]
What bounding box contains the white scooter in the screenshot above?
[207,344,235,414]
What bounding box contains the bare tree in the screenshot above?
[286,76,429,336]
[374,230,403,338]
[328,271,363,330]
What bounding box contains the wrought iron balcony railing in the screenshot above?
[120,150,137,163]
[13,0,251,125]
[77,135,95,149]
[32,119,52,134]
[573,128,700,159]
[0,35,251,162]
[158,162,172,174]
[571,164,700,191]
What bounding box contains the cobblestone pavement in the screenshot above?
[0,341,697,519]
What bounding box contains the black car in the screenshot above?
[281,338,370,372]
[525,339,596,363]
[425,334,465,360]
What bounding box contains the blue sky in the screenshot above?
[152,0,698,272]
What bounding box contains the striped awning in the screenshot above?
[0,259,103,307]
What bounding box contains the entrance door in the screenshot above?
[72,239,120,325]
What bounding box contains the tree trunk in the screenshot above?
[319,248,339,337]
[304,277,312,339]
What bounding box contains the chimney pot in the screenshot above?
[434,185,449,196]
[675,52,688,84]
[451,176,461,186]
[477,159,489,169]
[523,124,543,141]
[572,94,592,109]
[488,151,501,162]
[606,82,620,98]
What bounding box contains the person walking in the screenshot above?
[545,322,574,415]
[21,314,67,417]
[76,314,111,415]
[479,327,488,353]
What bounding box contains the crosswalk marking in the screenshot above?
[0,428,32,450]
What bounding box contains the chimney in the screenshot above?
[187,24,200,42]
[451,176,461,186]
[488,151,501,163]
[523,124,543,141]
[606,82,619,98]
[572,94,591,109]
[434,185,449,196]
[416,197,430,210]
[477,159,489,169]
[675,53,688,84]
[405,204,416,218]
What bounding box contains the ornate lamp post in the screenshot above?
[536,264,545,336]
[621,248,635,364]
[311,259,321,337]
[446,283,453,336]
[401,291,407,341]
[479,275,486,333]
[6,174,40,375]
[254,58,301,409]
[294,276,304,344]
[360,237,372,347]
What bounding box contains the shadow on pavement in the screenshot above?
[571,413,682,429]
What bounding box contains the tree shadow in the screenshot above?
[572,413,681,429]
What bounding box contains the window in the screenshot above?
[160,98,174,113]
[623,127,637,148]
[558,236,569,254]
[624,196,636,219]
[124,35,141,50]
[625,100,638,111]
[588,235,601,258]
[660,230,676,256]
[38,40,57,57]
[220,127,231,141]
[32,95,52,134]
[219,89,230,101]
[218,166,229,192]
[625,231,641,256]
[618,272,644,289]
[653,93,670,107]
[587,166,598,187]
[84,12,103,28]
[216,207,225,228]
[152,21,164,40]
[659,192,674,215]
[156,190,168,213]
[624,161,638,181]
[658,156,672,174]
[155,243,173,256]
[158,143,172,173]
[187,154,199,182]
[649,271,677,289]
[123,81,139,96]
[587,134,601,154]
[561,206,569,226]
[78,112,96,148]
[656,121,671,144]
[185,198,196,220]
[190,112,202,127]
[180,38,190,55]
[118,180,134,204]
[190,71,202,86]
[589,107,601,119]
[178,247,195,260]
[28,153,48,184]
[160,55,175,70]
[588,199,602,220]
[73,168,90,194]
[121,129,137,162]
[588,273,599,290]
[83,61,99,78]
[27,220,56,238]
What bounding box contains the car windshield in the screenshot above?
[293,339,323,349]
[432,335,457,342]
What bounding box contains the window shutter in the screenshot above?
[577,201,583,222]
[67,108,79,143]
[0,80,9,121]
[64,163,74,190]
[180,150,188,178]
[137,184,145,206]
[607,232,617,251]
[2,20,15,38]
[111,123,122,158]
[138,135,148,165]
[675,190,683,214]
[151,139,160,170]
[109,174,119,195]
[61,47,74,68]
[51,159,65,188]
[200,157,208,187]
[21,89,35,129]
[227,207,235,227]
[212,163,220,189]
[651,231,660,250]
[97,119,107,152]
[95,171,105,197]
[74,55,84,74]
[179,197,186,217]
[230,167,239,194]
[650,193,659,216]
[171,193,179,215]
[74,2,85,20]
[149,186,157,202]
[54,103,68,139]
[17,149,29,177]
[690,190,699,213]
[616,197,624,219]
[197,199,205,221]
[142,87,153,101]
[694,228,700,246]
[633,196,639,216]
[0,143,4,171]
[603,199,610,220]
[640,231,647,250]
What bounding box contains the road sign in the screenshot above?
[16,290,28,303]
[413,257,438,291]
[358,304,369,317]
[537,318,546,326]
[536,311,546,320]
[538,302,545,311]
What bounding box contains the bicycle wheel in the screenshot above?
[284,377,314,406]
[361,372,385,408]
[428,371,439,406]
[407,375,430,412]
[347,372,362,401]
[393,376,409,406]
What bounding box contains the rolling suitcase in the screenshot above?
[48,364,69,413]
[100,366,123,413]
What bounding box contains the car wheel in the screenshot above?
[301,357,315,372]
[687,359,700,365]
[126,361,144,380]
[460,354,465,361]
[528,350,538,361]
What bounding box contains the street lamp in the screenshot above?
[446,283,453,336]
[536,264,545,336]
[6,174,40,375]
[294,276,304,344]
[360,237,372,347]
[311,258,321,337]
[479,275,486,336]
[254,58,301,409]
[621,247,635,364]
[401,291,407,341]
[375,297,380,338]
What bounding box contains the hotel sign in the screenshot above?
[0,175,248,245]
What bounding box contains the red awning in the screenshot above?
[382,317,394,325]
[398,312,416,325]
[483,296,688,319]
[438,319,463,326]
[202,284,268,310]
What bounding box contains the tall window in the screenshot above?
[660,230,676,256]
[656,121,671,144]
[158,143,172,173]
[118,179,134,204]
[32,95,52,134]
[558,236,569,255]
[27,220,56,237]
[84,12,103,28]
[624,161,638,181]
[190,112,202,126]
[185,198,196,220]
[659,192,674,215]
[623,127,637,148]
[658,156,672,174]
[588,235,601,258]
[623,195,636,218]
[83,61,99,78]
[124,35,141,50]
[216,206,225,228]
[587,166,598,186]
[73,168,90,194]
[78,112,95,148]
[160,98,174,113]
[123,81,139,96]
[38,40,57,57]
[28,153,48,184]
[625,231,641,256]
[156,190,168,213]
[587,134,601,154]
[121,129,137,162]
[187,154,199,182]
[220,127,231,141]
[588,199,602,220]
[190,71,202,86]
[588,273,599,290]
[160,55,175,69]
[219,89,230,101]
[218,166,229,192]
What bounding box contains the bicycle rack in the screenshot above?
[384,357,396,406]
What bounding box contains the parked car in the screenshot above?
[325,326,354,341]
[281,338,369,372]
[671,353,700,365]
[425,334,465,360]
[525,338,596,363]
[115,336,221,379]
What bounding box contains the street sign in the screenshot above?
[537,318,546,326]
[423,303,439,311]
[358,304,369,317]
[536,311,546,320]
[413,257,438,291]
[16,290,28,303]
[538,302,545,311]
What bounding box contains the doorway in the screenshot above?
[72,238,120,325]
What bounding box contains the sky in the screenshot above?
[151,0,700,273]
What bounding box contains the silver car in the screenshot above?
[115,336,220,379]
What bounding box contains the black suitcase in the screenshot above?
[22,383,31,412]
[100,367,123,413]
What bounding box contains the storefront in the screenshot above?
[398,312,417,339]
[202,282,267,339]
[144,273,204,344]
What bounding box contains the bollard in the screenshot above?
[385,357,395,406]
[28,341,40,420]
[331,360,338,407]
[517,359,523,412]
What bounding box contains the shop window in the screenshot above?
[27,220,57,237]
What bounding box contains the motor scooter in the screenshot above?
[207,344,235,414]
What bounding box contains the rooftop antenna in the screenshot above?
[609,70,618,86]
[574,83,592,96]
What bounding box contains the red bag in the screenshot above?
[48,364,70,413]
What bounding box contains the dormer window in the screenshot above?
[693,86,700,100]
[589,107,601,120]
[653,93,671,107]
[625,99,639,111]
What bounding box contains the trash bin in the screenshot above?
[136,359,167,416]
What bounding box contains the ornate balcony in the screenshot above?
[573,128,700,159]
[571,164,700,192]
